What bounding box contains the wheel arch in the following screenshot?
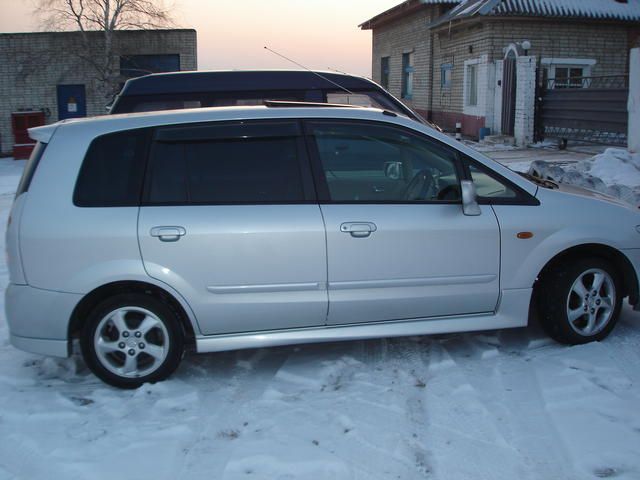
[533,243,639,306]
[68,281,197,346]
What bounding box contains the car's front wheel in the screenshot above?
[80,293,184,388]
[538,258,622,344]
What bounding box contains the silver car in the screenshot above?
[5,105,639,388]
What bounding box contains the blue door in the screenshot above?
[57,84,87,120]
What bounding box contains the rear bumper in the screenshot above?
[5,284,82,358]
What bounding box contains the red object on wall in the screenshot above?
[11,111,45,159]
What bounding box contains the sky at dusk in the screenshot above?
[0,0,401,77]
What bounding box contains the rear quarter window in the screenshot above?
[74,129,149,207]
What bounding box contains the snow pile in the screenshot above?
[528,148,640,206]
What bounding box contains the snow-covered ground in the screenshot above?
[0,157,639,480]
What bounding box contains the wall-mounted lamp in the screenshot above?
[521,40,531,55]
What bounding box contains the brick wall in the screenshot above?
[371,7,439,116]
[432,22,493,123]
[0,29,197,155]
[488,20,631,78]
[369,11,635,138]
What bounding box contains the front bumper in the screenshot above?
[5,284,82,358]
[622,249,640,310]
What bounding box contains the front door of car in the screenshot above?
[304,120,501,325]
[138,120,327,335]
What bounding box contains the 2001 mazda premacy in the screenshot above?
[6,104,640,388]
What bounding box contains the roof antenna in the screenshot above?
[263,46,354,95]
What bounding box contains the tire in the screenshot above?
[537,257,622,345]
[80,293,184,388]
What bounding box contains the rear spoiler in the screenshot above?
[28,124,59,144]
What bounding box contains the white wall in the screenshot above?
[493,60,503,135]
[513,56,537,146]
[463,55,491,118]
[629,48,640,153]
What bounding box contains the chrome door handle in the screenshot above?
[150,226,186,242]
[340,222,377,238]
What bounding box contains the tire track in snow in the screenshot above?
[414,333,538,480]
[219,341,428,479]
[172,347,290,478]
[439,331,578,480]
[390,338,435,478]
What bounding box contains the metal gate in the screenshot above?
[536,75,629,145]
[501,55,517,136]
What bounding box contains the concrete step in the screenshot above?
[482,135,515,146]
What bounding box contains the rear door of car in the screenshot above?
[304,119,501,325]
[138,120,328,335]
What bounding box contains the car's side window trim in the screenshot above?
[141,119,317,206]
[460,154,540,206]
[16,141,47,198]
[155,121,300,143]
[302,118,464,205]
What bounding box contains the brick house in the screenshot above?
[0,29,197,155]
[360,0,640,144]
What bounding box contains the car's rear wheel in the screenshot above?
[538,258,622,344]
[80,293,184,388]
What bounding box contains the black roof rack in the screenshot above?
[263,100,399,118]
[263,100,363,109]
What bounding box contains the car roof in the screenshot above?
[28,105,393,142]
[118,70,379,96]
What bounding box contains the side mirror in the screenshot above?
[384,161,402,180]
[461,180,481,216]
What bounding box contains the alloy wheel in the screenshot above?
[566,268,616,336]
[93,307,169,378]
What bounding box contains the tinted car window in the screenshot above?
[309,122,460,203]
[74,129,149,207]
[147,122,305,204]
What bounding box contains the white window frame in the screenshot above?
[467,64,478,106]
[441,63,452,89]
[463,57,485,116]
[401,51,415,99]
[541,58,596,89]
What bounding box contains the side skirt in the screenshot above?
[196,288,532,354]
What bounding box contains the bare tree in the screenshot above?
[35,0,176,97]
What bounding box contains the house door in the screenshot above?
[501,53,517,136]
[57,84,87,120]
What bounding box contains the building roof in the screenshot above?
[359,0,459,29]
[0,29,196,38]
[361,0,640,29]
[430,0,640,26]
[494,0,640,20]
